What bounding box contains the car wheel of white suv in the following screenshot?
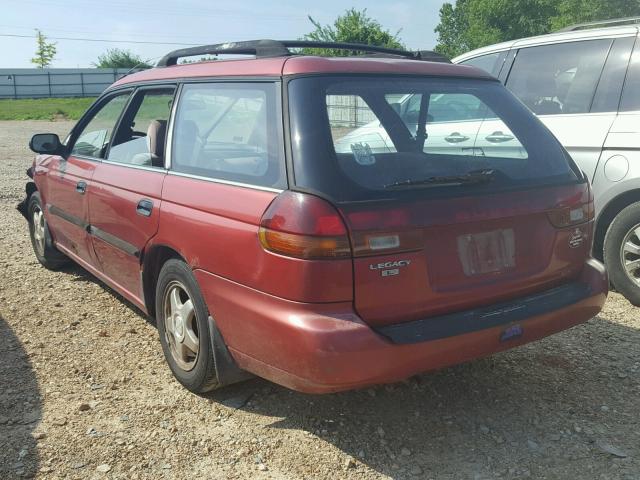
[604,202,640,306]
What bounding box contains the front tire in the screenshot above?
[27,192,68,270]
[604,202,640,306]
[155,259,219,393]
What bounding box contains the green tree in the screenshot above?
[435,0,640,58]
[551,0,640,30]
[302,8,405,56]
[93,49,152,69]
[30,29,57,68]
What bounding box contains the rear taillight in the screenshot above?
[259,191,351,259]
[547,204,591,228]
[546,185,595,228]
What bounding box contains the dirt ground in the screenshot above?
[0,120,639,480]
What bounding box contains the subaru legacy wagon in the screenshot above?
[20,40,607,394]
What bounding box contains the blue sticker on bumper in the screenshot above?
[500,324,523,342]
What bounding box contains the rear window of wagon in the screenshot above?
[287,76,580,202]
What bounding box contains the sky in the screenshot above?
[0,0,448,68]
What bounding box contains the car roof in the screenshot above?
[453,25,639,62]
[111,55,494,88]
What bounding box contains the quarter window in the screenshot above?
[621,38,640,111]
[460,51,506,76]
[70,93,130,158]
[506,39,612,115]
[108,88,175,168]
[171,83,285,189]
[591,37,634,112]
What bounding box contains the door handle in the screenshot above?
[485,131,514,143]
[444,132,470,143]
[76,181,87,194]
[136,199,153,217]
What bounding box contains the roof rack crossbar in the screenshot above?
[557,16,640,32]
[156,40,450,67]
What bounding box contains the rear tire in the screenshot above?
[603,202,640,306]
[155,259,220,393]
[27,192,68,270]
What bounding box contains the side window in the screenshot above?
[506,39,612,115]
[621,38,640,111]
[459,51,507,76]
[107,88,175,168]
[70,93,130,158]
[171,83,286,189]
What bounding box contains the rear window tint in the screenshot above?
[171,82,286,189]
[288,76,579,202]
[330,93,526,162]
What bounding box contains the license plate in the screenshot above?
[457,229,516,276]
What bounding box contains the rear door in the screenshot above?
[504,35,636,180]
[45,91,131,266]
[87,86,175,301]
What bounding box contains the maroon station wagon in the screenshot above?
[20,40,608,394]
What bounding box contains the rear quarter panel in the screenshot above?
[153,174,353,303]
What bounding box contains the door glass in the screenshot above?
[171,82,286,189]
[506,39,612,115]
[108,88,175,168]
[70,93,130,158]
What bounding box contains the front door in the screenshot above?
[87,86,176,301]
[45,91,131,266]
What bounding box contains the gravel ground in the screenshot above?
[1,120,639,480]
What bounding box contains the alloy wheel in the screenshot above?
[621,224,640,286]
[32,206,46,256]
[163,281,199,371]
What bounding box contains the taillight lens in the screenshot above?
[547,204,592,228]
[547,184,595,228]
[259,191,351,259]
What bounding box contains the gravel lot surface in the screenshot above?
[1,120,639,480]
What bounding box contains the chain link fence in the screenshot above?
[326,95,378,127]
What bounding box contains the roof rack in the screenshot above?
[156,40,450,67]
[557,16,640,32]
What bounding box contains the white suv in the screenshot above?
[454,17,640,305]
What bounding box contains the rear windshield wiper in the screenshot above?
[384,168,496,189]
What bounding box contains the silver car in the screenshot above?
[450,18,640,305]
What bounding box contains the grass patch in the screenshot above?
[0,97,97,121]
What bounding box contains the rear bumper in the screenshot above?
[195,259,607,394]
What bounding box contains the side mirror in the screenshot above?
[29,133,64,155]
